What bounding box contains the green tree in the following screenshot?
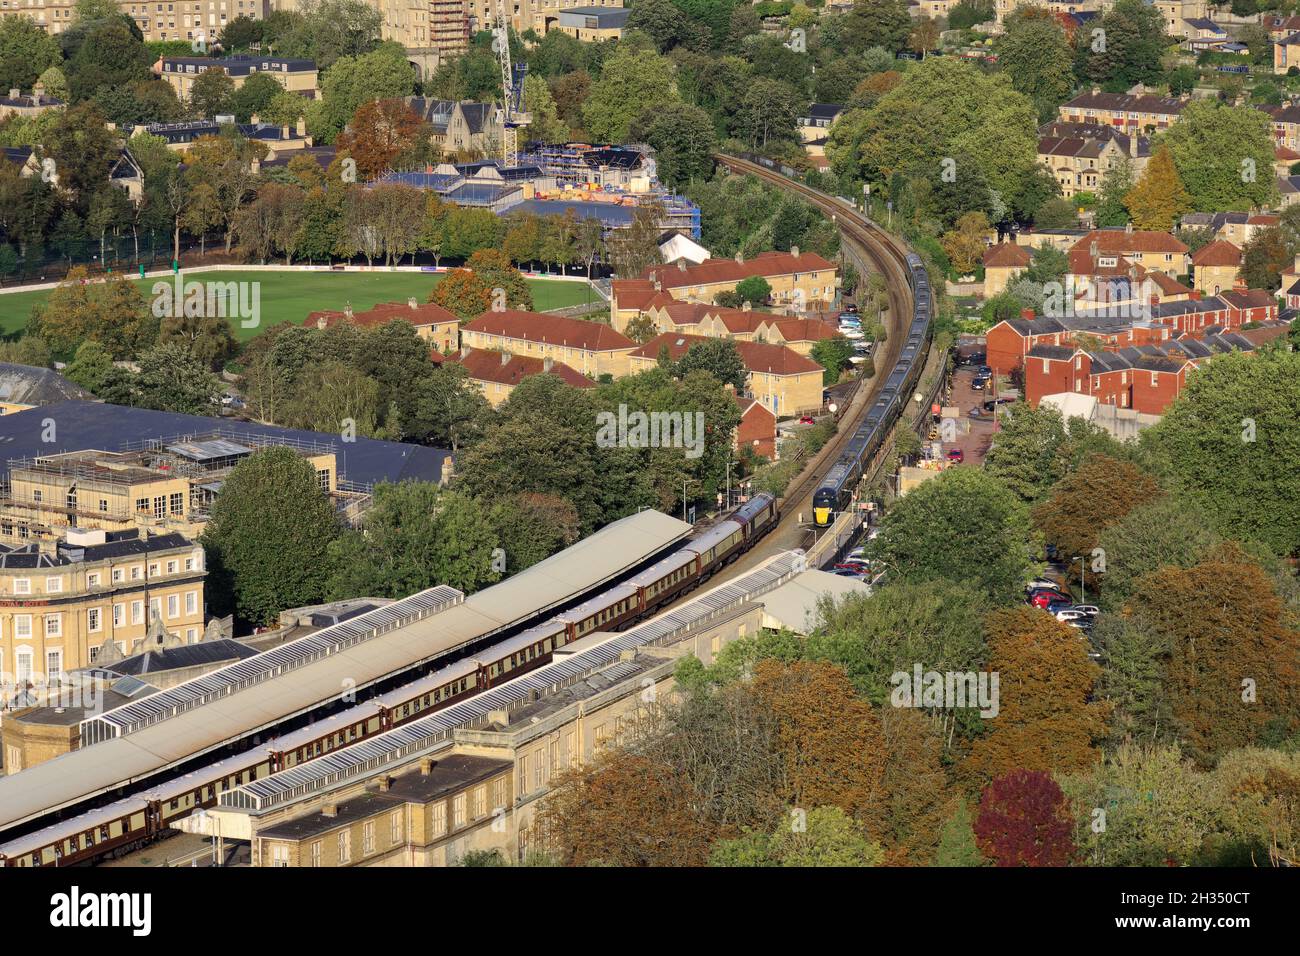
[189,67,236,119]
[868,467,1032,603]
[200,447,342,627]
[844,0,912,54]
[629,102,716,191]
[1143,350,1300,556]
[674,338,746,389]
[581,44,679,142]
[811,334,855,386]
[1161,100,1278,212]
[933,798,989,866]
[132,343,222,414]
[521,73,568,144]
[1241,226,1294,292]
[996,12,1076,119]
[710,806,886,867]
[735,275,772,305]
[327,482,501,598]
[1076,0,1168,89]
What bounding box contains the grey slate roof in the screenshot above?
[0,363,92,407]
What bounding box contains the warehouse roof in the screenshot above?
[0,401,451,486]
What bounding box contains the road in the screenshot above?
[707,155,919,580]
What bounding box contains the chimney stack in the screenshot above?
[439,455,454,486]
[735,250,743,264]
[1021,307,1035,320]
[1128,132,1138,160]
[419,757,436,776]
[500,351,510,366]
[375,775,392,792]
[790,244,799,257]
[321,802,338,818]
[408,296,418,309]
[7,89,18,101]
[543,357,553,372]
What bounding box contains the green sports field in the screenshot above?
[0,270,599,340]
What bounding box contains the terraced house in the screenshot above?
[459,310,636,379]
[1057,88,1188,133]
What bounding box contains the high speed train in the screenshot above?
[813,252,933,526]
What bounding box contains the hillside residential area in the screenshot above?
[0,0,1293,931]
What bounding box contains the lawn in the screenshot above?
[0,270,599,340]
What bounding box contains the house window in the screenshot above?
[310,842,321,867]
[390,810,402,844]
[46,649,62,683]
[99,499,109,512]
[113,568,124,583]
[452,794,466,829]
[32,490,41,503]
[316,469,331,492]
[45,614,61,638]
[14,578,30,595]
[45,577,62,594]
[472,786,486,819]
[271,844,289,867]
[88,572,100,587]
[131,600,144,624]
[152,497,165,520]
[337,830,351,864]
[15,614,31,638]
[432,802,447,837]
[186,591,198,615]
[114,604,125,627]
[15,646,32,684]
[131,566,142,580]
[362,821,375,855]
[88,607,102,633]
[169,493,184,515]
[136,497,149,513]
[167,594,179,619]
[166,560,177,575]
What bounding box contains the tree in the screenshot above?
[674,338,746,389]
[1076,0,1168,90]
[328,482,501,598]
[1124,145,1190,232]
[581,44,679,143]
[947,0,994,29]
[188,67,236,119]
[1031,453,1163,582]
[1161,100,1278,213]
[311,44,416,143]
[940,211,990,274]
[158,311,237,369]
[430,267,493,319]
[0,15,61,90]
[28,268,156,358]
[629,102,716,191]
[486,492,580,573]
[1130,546,1300,765]
[962,608,1109,783]
[132,343,223,414]
[520,73,568,144]
[539,751,716,866]
[845,0,912,55]
[200,447,342,627]
[1094,156,1135,228]
[996,12,1075,119]
[336,98,424,181]
[735,275,771,306]
[465,247,534,311]
[934,799,989,866]
[868,467,1032,603]
[1241,226,1293,292]
[230,72,285,123]
[975,770,1076,867]
[733,77,802,149]
[1093,496,1221,614]
[1144,350,1300,556]
[66,18,152,103]
[811,335,855,386]
[710,806,885,866]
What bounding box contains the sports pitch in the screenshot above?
[0,270,599,339]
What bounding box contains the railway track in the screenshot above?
[709,154,919,571]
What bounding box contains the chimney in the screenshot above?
[7,88,18,101]
[1092,86,1101,96]
[676,259,686,271]
[1090,241,1098,258]
[742,300,752,311]
[281,124,290,140]
[408,296,418,309]
[1128,132,1138,159]
[543,357,553,372]
[250,112,260,125]
[1125,221,1133,234]
[500,351,510,366]
[1190,290,1201,301]
[1021,307,1035,320]
[790,244,799,257]
[297,116,307,137]
[375,775,392,792]
[419,757,436,776]
[735,250,743,264]
[652,278,661,291]
[439,455,454,486]
[1233,275,1247,292]
[33,81,44,100]
[321,802,338,818]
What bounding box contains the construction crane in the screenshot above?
[491,11,530,167]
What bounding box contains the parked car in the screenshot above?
[1029,590,1068,609]
[982,397,1015,413]
[946,448,964,463]
[971,377,988,391]
[968,407,983,419]
[799,415,816,425]
[848,547,867,560]
[1054,608,1087,623]
[978,365,992,377]
[841,304,859,314]
[832,568,867,580]
[1026,579,1060,592]
[1071,605,1100,617]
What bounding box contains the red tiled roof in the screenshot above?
[1246,214,1279,226]
[630,333,822,375]
[1191,239,1242,267]
[611,279,658,311]
[759,317,837,342]
[1070,229,1189,255]
[1146,271,1192,296]
[643,250,836,290]
[983,243,1030,268]
[463,309,635,352]
[452,348,596,389]
[735,394,776,418]
[308,300,458,329]
[1219,288,1276,310]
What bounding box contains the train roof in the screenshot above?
[0,510,692,834]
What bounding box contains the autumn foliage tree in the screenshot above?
[1130,544,1300,765]
[336,98,426,181]
[974,769,1076,867]
[1124,144,1190,231]
[1031,453,1163,588]
[538,751,716,866]
[962,608,1109,785]
[429,267,493,319]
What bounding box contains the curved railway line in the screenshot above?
[708,154,923,569]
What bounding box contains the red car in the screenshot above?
[1028,589,1070,609]
[946,448,964,463]
[799,415,816,425]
